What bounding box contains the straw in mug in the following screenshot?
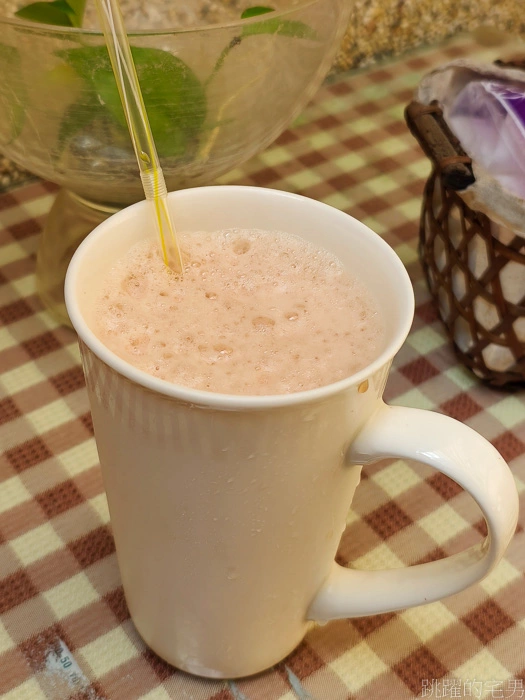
[94,0,184,274]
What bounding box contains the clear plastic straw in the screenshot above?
[94,0,184,274]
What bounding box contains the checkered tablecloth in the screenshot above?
[1,33,525,700]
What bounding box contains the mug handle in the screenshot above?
[308,403,519,621]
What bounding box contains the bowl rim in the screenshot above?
[0,0,323,35]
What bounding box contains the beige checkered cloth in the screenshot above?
[1,34,524,700]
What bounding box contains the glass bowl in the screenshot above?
[0,0,349,323]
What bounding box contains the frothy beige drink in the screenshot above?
[94,228,384,395]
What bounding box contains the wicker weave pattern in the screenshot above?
[420,169,525,387]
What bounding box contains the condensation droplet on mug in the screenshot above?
[358,379,369,393]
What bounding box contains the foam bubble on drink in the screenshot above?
[94,229,385,395]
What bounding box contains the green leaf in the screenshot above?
[206,5,316,86]
[15,0,86,27]
[242,17,317,39]
[15,1,74,26]
[0,43,26,144]
[56,46,207,160]
[65,0,86,25]
[239,5,316,39]
[48,0,76,13]
[240,6,274,19]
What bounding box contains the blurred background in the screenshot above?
[2,0,524,190]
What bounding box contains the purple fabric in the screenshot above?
[485,82,525,136]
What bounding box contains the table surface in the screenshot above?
[1,34,524,700]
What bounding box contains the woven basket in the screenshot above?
[405,101,525,388]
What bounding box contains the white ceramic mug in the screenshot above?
[65,186,519,679]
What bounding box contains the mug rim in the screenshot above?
[65,185,415,410]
